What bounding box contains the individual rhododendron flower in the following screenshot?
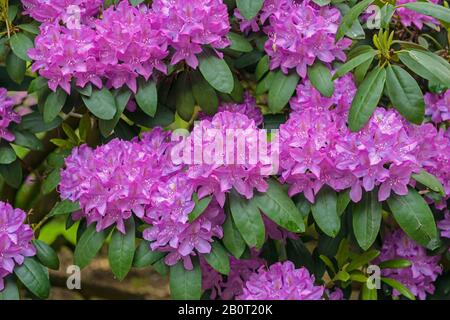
[0,202,36,291]
[424,90,450,125]
[376,229,442,300]
[327,288,344,300]
[21,0,103,24]
[199,92,263,126]
[201,253,265,300]
[263,0,352,77]
[237,261,324,300]
[151,0,230,68]
[143,199,225,270]
[0,88,21,142]
[29,1,168,93]
[438,213,450,240]
[179,111,275,206]
[59,128,178,233]
[395,0,440,30]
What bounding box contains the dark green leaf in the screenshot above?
[14,257,49,299]
[222,214,246,259]
[41,169,60,195]
[109,218,135,280]
[399,52,444,86]
[48,200,80,217]
[74,224,109,269]
[99,88,131,137]
[0,160,22,188]
[401,2,450,23]
[82,88,117,120]
[204,242,230,275]
[0,276,19,300]
[191,71,218,115]
[9,33,33,61]
[268,70,299,112]
[352,190,382,250]
[236,0,264,20]
[199,52,234,94]
[381,277,415,300]
[255,55,269,81]
[0,143,16,164]
[175,72,195,122]
[336,0,374,41]
[10,129,43,151]
[170,259,202,300]
[347,250,380,271]
[33,240,59,270]
[333,50,377,80]
[135,79,157,117]
[407,50,450,88]
[6,52,26,84]
[189,194,213,223]
[311,186,340,237]
[412,170,445,196]
[337,190,350,216]
[379,259,412,269]
[307,61,334,97]
[20,111,63,134]
[228,32,253,52]
[133,241,165,268]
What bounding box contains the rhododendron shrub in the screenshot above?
[0,0,450,301]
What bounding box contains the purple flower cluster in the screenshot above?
[21,0,103,24]
[29,1,168,93]
[237,261,324,300]
[438,213,450,239]
[235,0,351,77]
[151,0,230,69]
[179,111,274,207]
[29,0,230,93]
[199,92,263,126]
[0,202,36,292]
[201,253,265,300]
[425,90,450,125]
[59,128,179,233]
[396,0,440,30]
[0,88,21,142]
[376,229,442,300]
[279,76,450,203]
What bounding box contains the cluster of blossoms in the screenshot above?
[395,0,440,30]
[178,111,275,206]
[235,0,351,77]
[425,90,450,125]
[0,88,21,142]
[151,0,230,69]
[279,74,450,203]
[29,1,168,93]
[22,0,103,24]
[0,202,36,291]
[199,92,263,126]
[237,261,324,300]
[28,0,230,93]
[376,229,442,300]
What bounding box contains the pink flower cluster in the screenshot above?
[29,1,168,93]
[279,75,450,203]
[21,0,103,24]
[179,111,274,207]
[29,0,230,93]
[201,253,265,300]
[0,88,21,142]
[151,0,230,69]
[199,92,263,126]
[235,0,351,77]
[438,213,450,239]
[425,90,450,125]
[237,261,324,300]
[396,0,440,30]
[376,229,442,300]
[0,202,36,292]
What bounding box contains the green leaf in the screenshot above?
[333,50,377,80]
[74,224,109,269]
[399,52,444,86]
[407,50,450,88]
[9,33,33,61]
[0,276,20,300]
[379,259,412,269]
[133,241,165,268]
[189,194,213,223]
[204,242,230,275]
[294,194,311,219]
[348,66,386,131]
[256,71,275,95]
[347,250,380,271]
[170,259,202,300]
[361,284,377,300]
[255,55,269,81]
[20,111,63,134]
[401,2,450,23]
[311,186,340,237]
[135,79,157,117]
[14,257,49,299]
[268,70,299,113]
[387,187,439,249]
[352,190,382,250]
[17,23,40,35]
[236,0,264,20]
[312,0,331,5]
[175,72,195,122]
[229,190,265,249]
[307,61,334,97]
[336,0,374,41]
[191,71,218,115]
[385,64,424,124]
[381,277,415,300]
[412,170,445,196]
[48,200,80,217]
[33,240,60,270]
[41,169,60,195]
[228,32,253,52]
[199,52,234,94]
[0,143,17,164]
[335,270,351,282]
[108,218,135,281]
[319,255,337,274]
[82,88,117,120]
[254,179,305,233]
[10,129,43,151]
[337,190,350,216]
[6,51,26,84]
[222,214,246,259]
[99,88,131,137]
[0,160,22,188]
